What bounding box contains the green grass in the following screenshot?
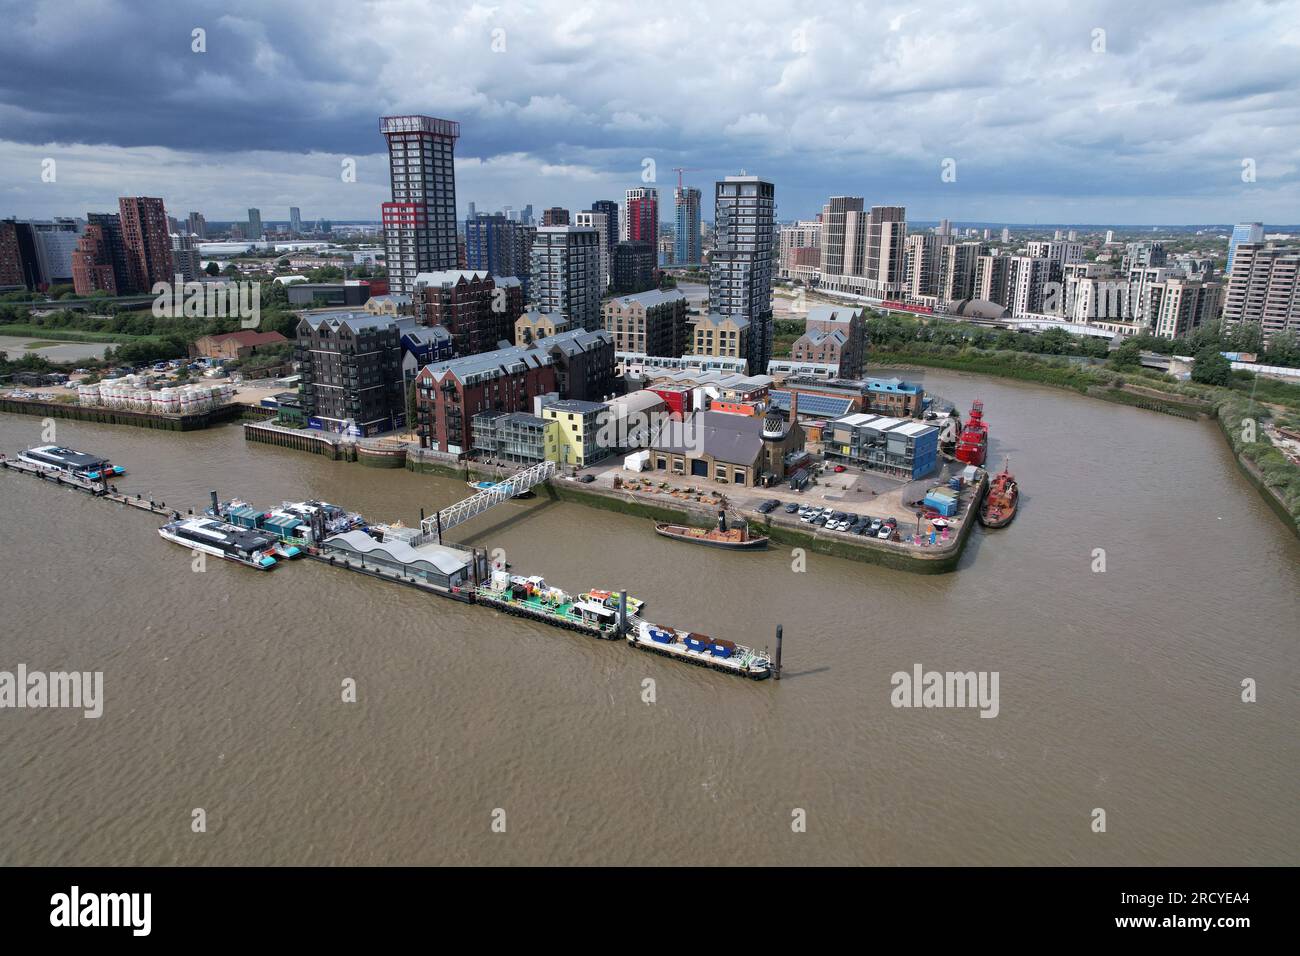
[0,324,153,344]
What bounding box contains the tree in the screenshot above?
[1191,346,1232,386]
[205,261,221,276]
[1109,337,1143,371]
[1226,320,1263,355]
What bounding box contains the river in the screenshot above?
[0,367,1296,865]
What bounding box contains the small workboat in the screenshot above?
[579,589,646,615]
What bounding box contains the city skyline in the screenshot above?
[1,0,1297,224]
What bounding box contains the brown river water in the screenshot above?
[0,368,1296,865]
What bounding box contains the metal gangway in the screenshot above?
[420,460,557,543]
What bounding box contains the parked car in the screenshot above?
[784,502,799,514]
[877,526,893,539]
[869,518,883,532]
[579,474,596,483]
[833,464,847,473]
[813,514,829,527]
[756,499,781,514]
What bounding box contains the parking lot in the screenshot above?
[576,454,974,544]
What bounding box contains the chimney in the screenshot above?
[788,388,798,426]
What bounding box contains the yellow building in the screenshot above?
[689,312,750,359]
[541,399,608,468]
[515,310,571,346]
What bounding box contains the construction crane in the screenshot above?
[671,167,702,191]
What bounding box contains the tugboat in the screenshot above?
[978,459,1019,528]
[654,510,769,550]
[955,400,988,466]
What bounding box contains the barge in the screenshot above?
[158,517,280,570]
[628,621,772,680]
[654,510,769,550]
[18,445,125,481]
[475,573,622,639]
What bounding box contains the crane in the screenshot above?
[671,167,702,191]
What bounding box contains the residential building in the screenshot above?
[974,253,1010,306]
[187,212,207,240]
[674,186,702,265]
[247,207,263,240]
[515,310,571,346]
[413,340,557,454]
[612,240,656,294]
[70,222,119,295]
[1006,255,1050,316]
[574,210,611,289]
[295,312,408,436]
[118,197,174,292]
[590,200,619,273]
[905,233,949,299]
[289,207,302,234]
[788,305,868,379]
[471,410,560,464]
[710,174,775,373]
[940,241,984,303]
[0,220,27,288]
[825,413,938,479]
[602,289,689,357]
[1227,223,1264,274]
[624,187,659,248]
[541,207,570,226]
[464,213,533,298]
[532,225,602,331]
[380,114,460,293]
[864,205,907,298]
[1222,244,1300,341]
[171,233,201,282]
[1148,276,1222,340]
[542,399,610,468]
[410,269,524,356]
[818,196,864,281]
[779,219,822,281]
[690,312,750,362]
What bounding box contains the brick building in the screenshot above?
[411,269,524,356]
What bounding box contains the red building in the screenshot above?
[625,187,659,249]
[414,341,558,454]
[411,270,525,357]
[118,197,175,292]
[649,384,692,417]
[71,223,119,295]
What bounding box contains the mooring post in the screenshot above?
[618,589,628,636]
[774,624,784,681]
[210,490,219,513]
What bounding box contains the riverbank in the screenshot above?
[544,476,984,573]
[0,395,249,431]
[876,348,1300,534]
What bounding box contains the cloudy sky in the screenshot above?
[1,0,1298,226]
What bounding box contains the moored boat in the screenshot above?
[628,620,772,680]
[468,479,535,499]
[158,517,279,570]
[954,400,988,466]
[978,459,1018,528]
[654,511,768,550]
[18,445,125,481]
[579,589,646,615]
